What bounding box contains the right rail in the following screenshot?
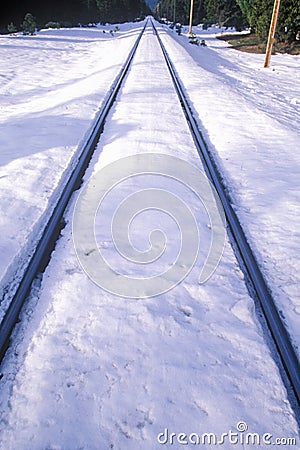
[151,19,300,406]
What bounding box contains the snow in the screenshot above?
[0,19,299,449]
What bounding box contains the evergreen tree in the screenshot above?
[7,22,17,34]
[235,0,252,21]
[95,0,149,23]
[156,0,190,23]
[203,0,244,27]
[236,0,299,40]
[22,12,36,35]
[156,0,244,28]
[248,0,273,37]
[277,0,300,42]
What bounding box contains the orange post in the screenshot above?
[264,0,281,68]
[188,0,194,35]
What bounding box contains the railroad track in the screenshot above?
[0,17,299,420]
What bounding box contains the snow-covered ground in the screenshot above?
[0,19,299,449]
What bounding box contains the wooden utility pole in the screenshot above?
[264,0,281,68]
[173,0,176,23]
[188,0,194,35]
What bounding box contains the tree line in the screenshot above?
[155,0,299,41]
[1,0,151,33]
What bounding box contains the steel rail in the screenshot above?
[0,20,148,364]
[151,20,300,406]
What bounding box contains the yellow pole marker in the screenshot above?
[188,0,194,35]
[264,0,281,68]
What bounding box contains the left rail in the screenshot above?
[0,20,148,364]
